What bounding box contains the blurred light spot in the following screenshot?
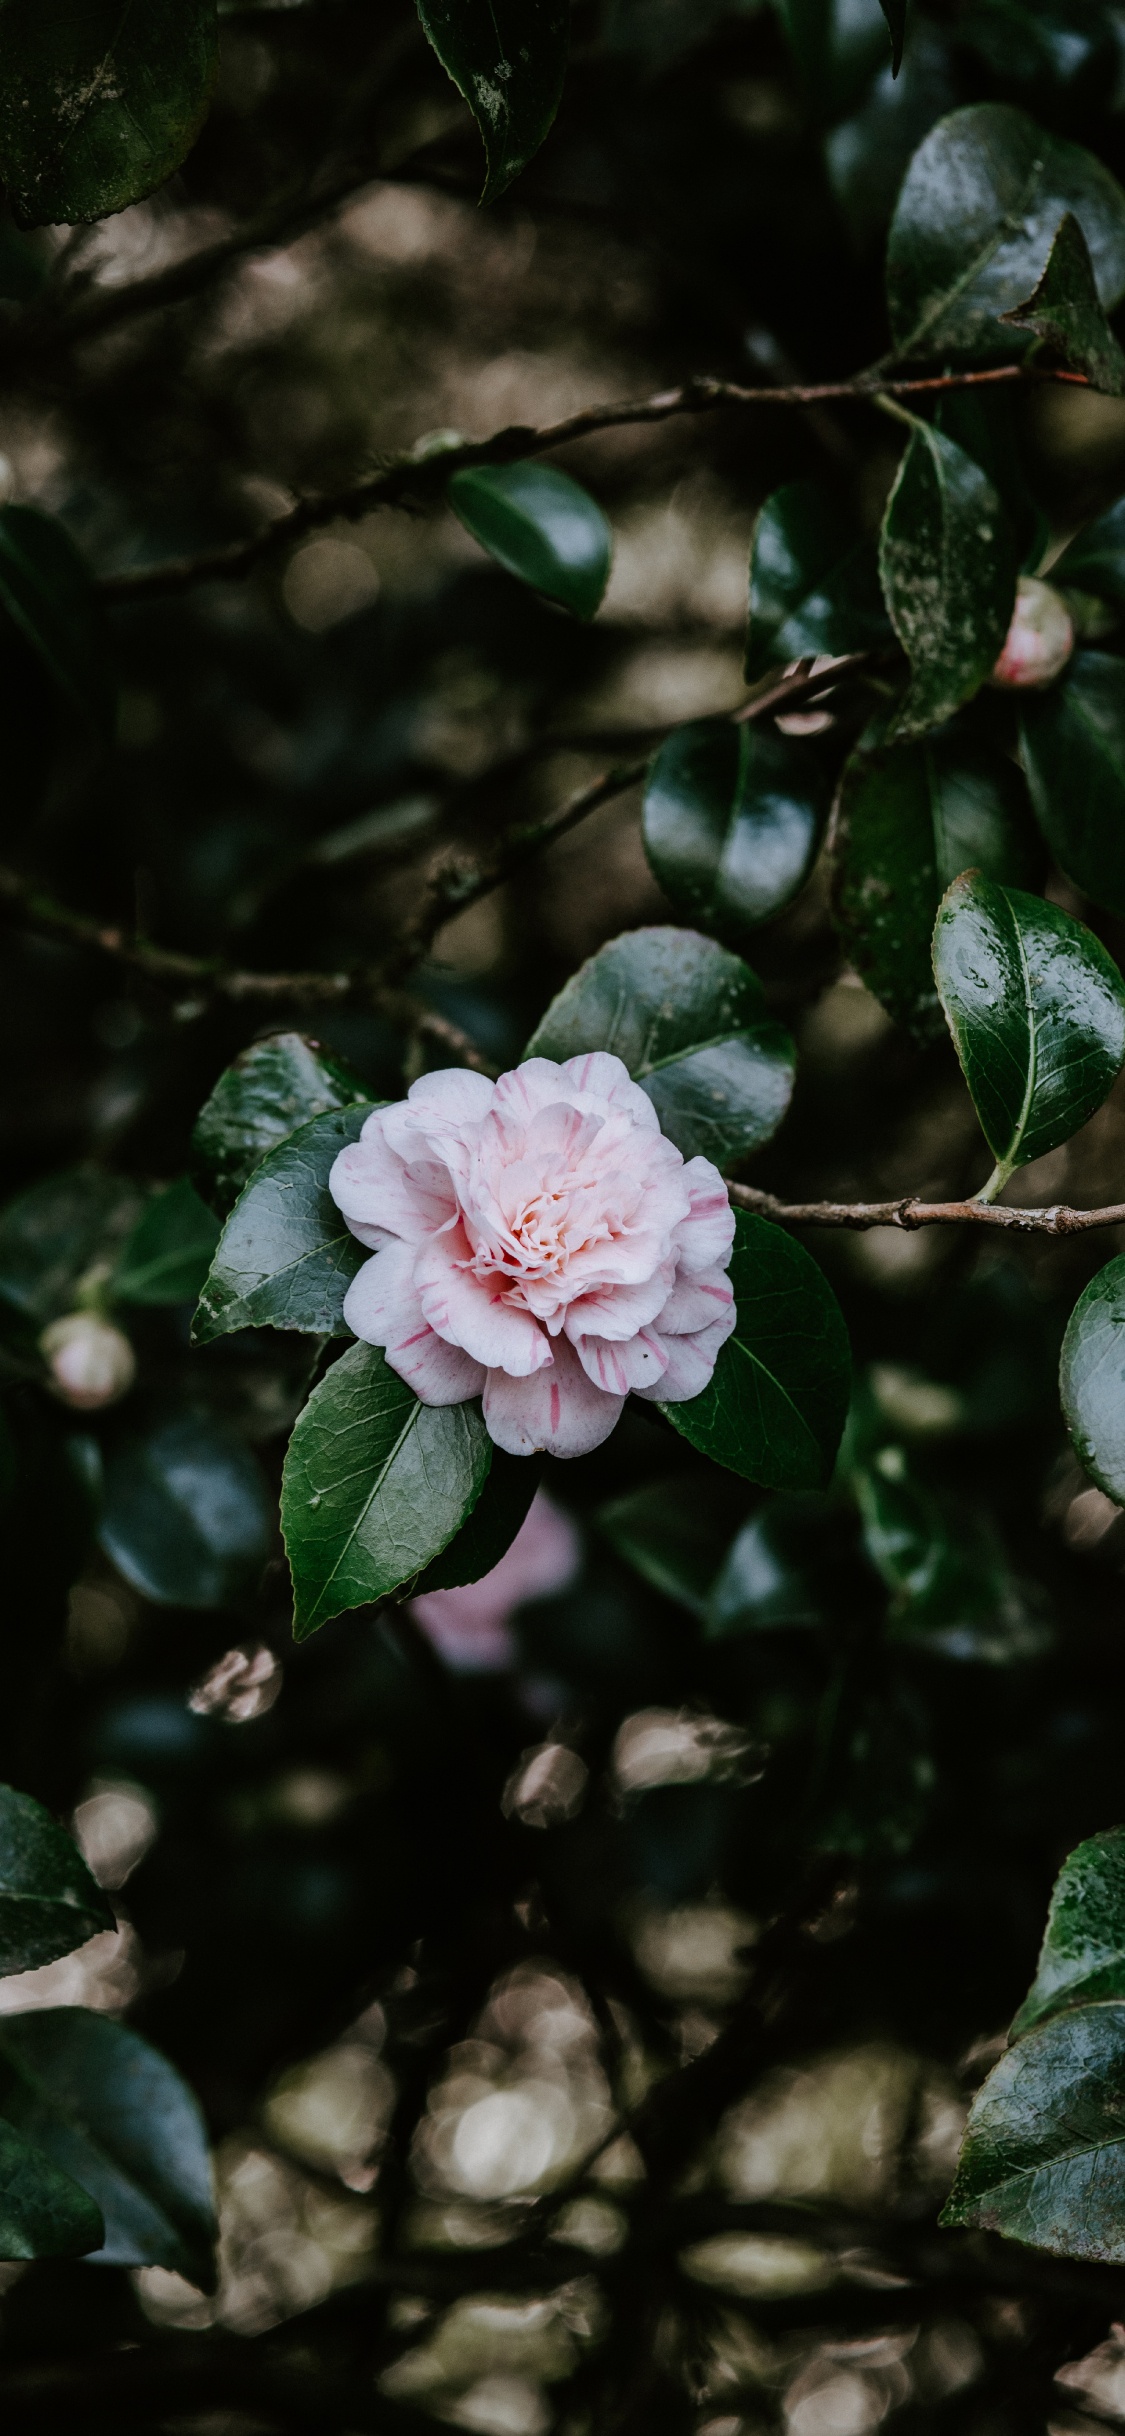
[612,1709,762,1794]
[868,1364,964,1441]
[1064,1487,1122,1553]
[135,2134,377,2334]
[380,2291,590,2420]
[0,1920,144,2016]
[66,1581,134,1674]
[189,1641,283,1724]
[502,1743,588,1829]
[682,2232,837,2298]
[266,1767,350,1827]
[784,2337,915,2436]
[282,536,380,632]
[631,1899,758,2007]
[913,2321,983,2401]
[719,2043,965,2213]
[445,2373,552,2436]
[263,2034,395,2189]
[40,1313,135,1411]
[72,1780,158,1888]
[451,2089,572,2198]
[412,1491,580,1674]
[1056,2325,1125,2421]
[413,1964,613,2210]
[549,2194,627,2254]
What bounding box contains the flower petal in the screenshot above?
[343,1242,486,1402]
[561,1051,661,1130]
[330,1111,456,1244]
[381,1068,495,1161]
[572,1326,669,1396]
[415,1234,553,1377]
[672,1158,736,1276]
[483,1336,624,1458]
[561,1264,674,1344]
[634,1304,737,1403]
[656,1264,735,1335]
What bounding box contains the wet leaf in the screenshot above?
[448,462,611,619]
[745,482,891,679]
[0,0,220,226]
[415,0,569,204]
[0,1172,143,1328]
[878,423,1017,739]
[0,2120,104,2262]
[598,1472,750,1619]
[1011,1827,1125,2037]
[193,1105,376,1344]
[855,1447,1050,1662]
[706,1494,835,1636]
[1020,651,1125,918]
[660,1212,851,1490]
[114,1181,221,1308]
[413,1449,543,1592]
[98,1412,274,1610]
[1052,499,1125,607]
[192,1034,369,1220]
[941,2000,1125,2260]
[643,718,829,946]
[1001,211,1125,394]
[772,0,890,120]
[525,926,796,1166]
[1061,1255,1125,1505]
[879,0,907,74]
[0,1784,114,1978]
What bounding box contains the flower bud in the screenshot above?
[991,575,1074,689]
[40,1313,136,1411]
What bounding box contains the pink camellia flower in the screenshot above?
[328,1054,737,1458]
[411,1488,581,1672]
[991,575,1074,689]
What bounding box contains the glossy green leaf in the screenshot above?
[0,2010,216,2285]
[193,1104,376,1345]
[598,1473,750,1619]
[940,2000,1125,2260]
[825,20,958,257]
[1001,212,1125,395]
[660,1211,851,1491]
[0,509,111,728]
[98,1412,274,1610]
[878,0,907,74]
[191,1033,370,1220]
[281,1341,493,1636]
[833,725,1041,1036]
[886,103,1125,362]
[0,0,219,227]
[0,2119,104,2262]
[414,0,569,204]
[878,424,1017,740]
[1060,1255,1125,1505]
[933,874,1125,1186]
[114,1181,221,1308]
[0,1784,114,1978]
[525,926,796,1167]
[447,463,611,620]
[1052,498,1125,607]
[0,1171,143,1328]
[706,1494,834,1636]
[745,482,892,680]
[772,0,890,120]
[1020,652,1125,918]
[643,720,829,946]
[855,1447,1050,1663]
[413,1450,543,1594]
[957,0,1118,96]
[1010,1828,1125,2038]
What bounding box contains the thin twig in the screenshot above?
[729,1182,1125,1237]
[95,366,1089,603]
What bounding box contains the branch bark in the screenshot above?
[95,366,1088,603]
[729,1182,1125,1237]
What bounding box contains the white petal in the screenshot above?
[656,1264,735,1335]
[560,1051,660,1128]
[381,1068,495,1160]
[342,1242,486,1403]
[561,1265,674,1344]
[672,1158,736,1276]
[330,1114,455,1242]
[483,1337,624,1458]
[573,1327,669,1395]
[634,1304,737,1403]
[415,1237,553,1377]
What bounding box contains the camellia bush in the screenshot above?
[15,0,1125,2426]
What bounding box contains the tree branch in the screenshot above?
[95,366,1088,603]
[729,1182,1125,1236]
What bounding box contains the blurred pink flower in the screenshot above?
[329,1054,736,1459]
[410,1488,581,1672]
[991,575,1073,689]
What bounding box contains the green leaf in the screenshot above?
[933,874,1125,1186]
[113,1181,221,1309]
[281,1341,493,1636]
[414,0,569,204]
[597,1472,750,1620]
[643,720,830,946]
[886,103,1125,362]
[192,1033,370,1220]
[0,1171,143,1327]
[98,1412,274,1610]
[0,1784,114,1978]
[525,926,796,1167]
[0,509,111,728]
[0,2119,104,2262]
[0,0,219,228]
[832,724,1041,1037]
[855,1447,1050,1663]
[447,463,611,620]
[1010,1828,1125,2038]
[659,1211,851,1491]
[0,2010,216,2285]
[745,482,892,680]
[1020,652,1125,918]
[706,1494,835,1637]
[192,1104,376,1345]
[878,424,1017,740]
[772,0,890,120]
[1001,211,1125,395]
[1060,1255,1125,1505]
[1052,499,1125,607]
[940,2000,1125,2260]
[413,1449,543,1593]
[878,0,907,74]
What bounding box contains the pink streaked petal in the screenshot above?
[490,1058,572,1126]
[633,1303,737,1403]
[342,1243,485,1402]
[573,1326,669,1396]
[655,1264,735,1335]
[561,1264,674,1344]
[330,1119,456,1243]
[672,1157,736,1276]
[380,1068,495,1160]
[483,1337,625,1459]
[415,1238,553,1377]
[560,1052,660,1129]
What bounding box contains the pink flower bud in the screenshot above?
[991,576,1074,689]
[40,1313,136,1410]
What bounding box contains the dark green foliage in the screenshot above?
[0,2120,104,2263]
[1061,1257,1125,1504]
[414,0,569,203]
[0,1173,142,1327]
[98,1412,274,1609]
[1001,212,1125,394]
[0,0,220,226]
[0,1785,114,1977]
[191,1036,370,1220]
[1020,653,1125,918]
[598,1472,750,1618]
[527,927,796,1165]
[114,1181,221,1308]
[745,483,891,678]
[414,1449,543,1592]
[448,464,612,619]
[193,1105,375,1342]
[661,1212,851,1490]
[941,2003,1125,2259]
[643,719,829,944]
[1011,1828,1125,2035]
[878,424,1017,738]
[0,510,112,729]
